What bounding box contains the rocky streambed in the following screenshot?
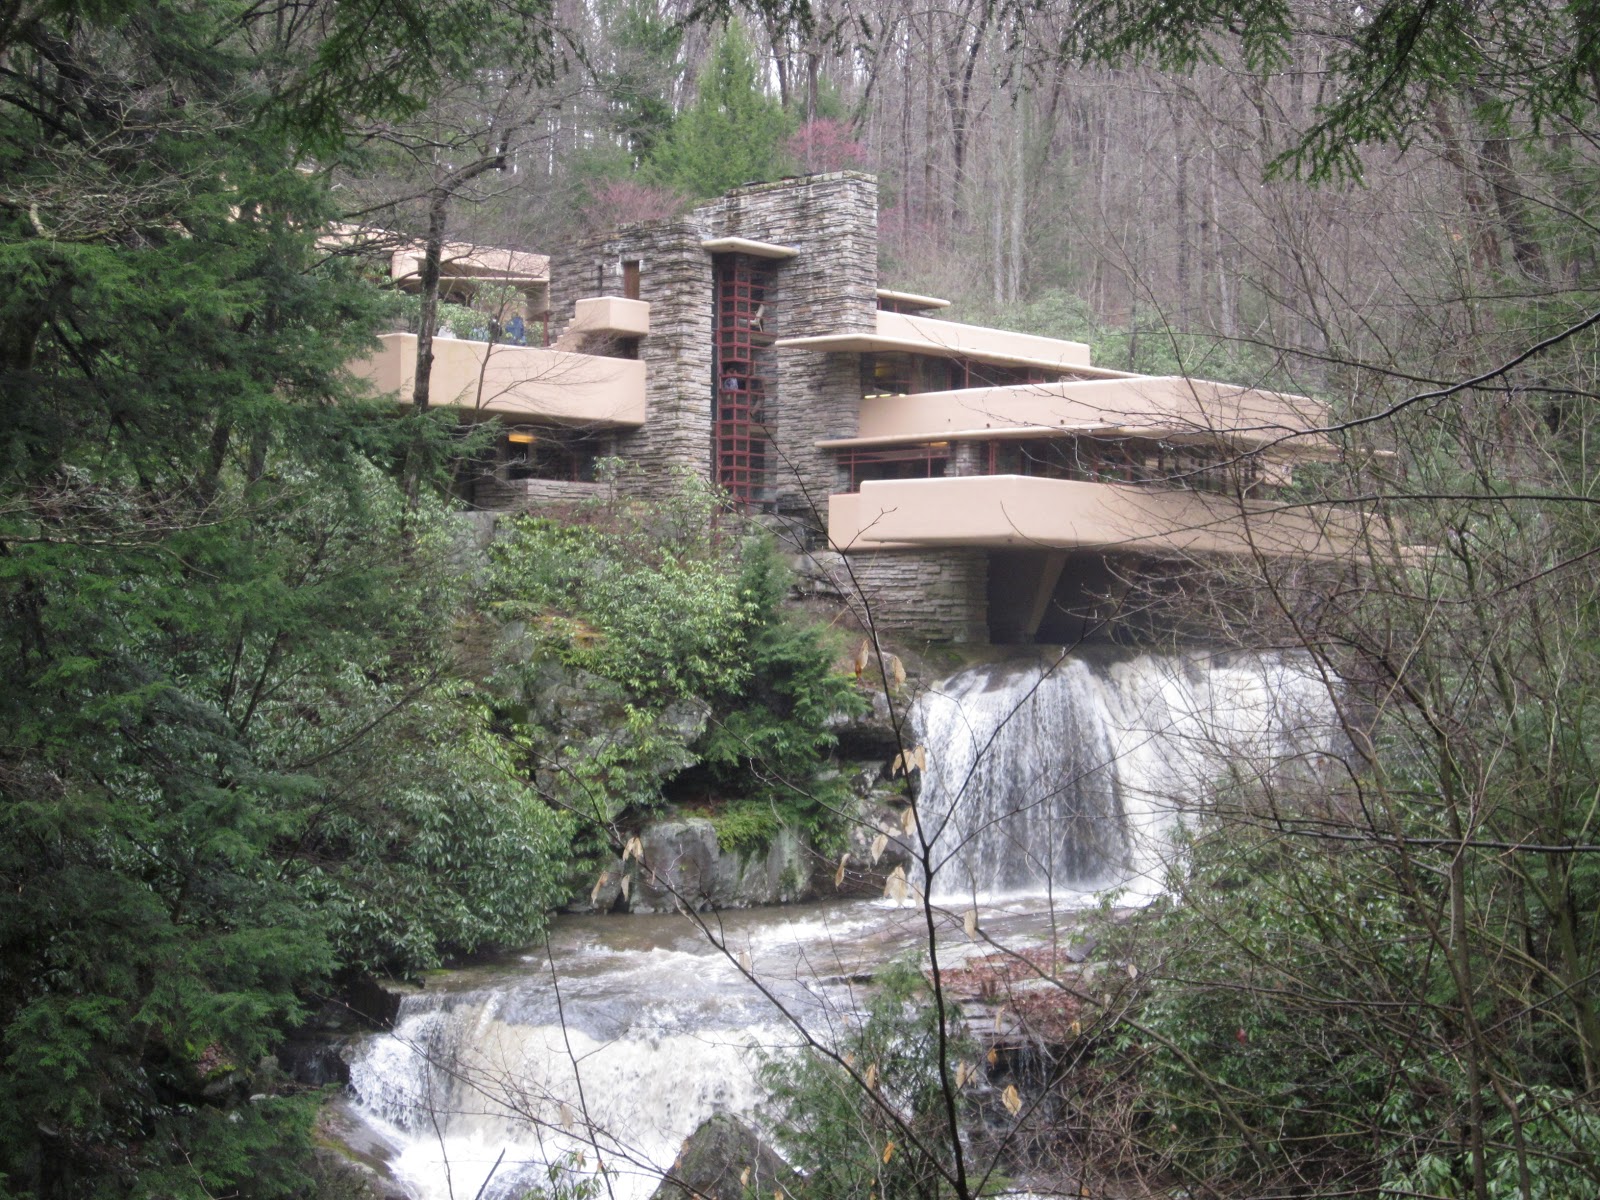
[317,894,1114,1200]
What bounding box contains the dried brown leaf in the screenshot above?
[883,866,908,902]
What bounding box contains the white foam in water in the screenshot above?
[912,648,1343,904]
[349,996,788,1200]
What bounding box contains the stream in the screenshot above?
[341,647,1346,1200]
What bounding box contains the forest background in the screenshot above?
[3,0,1600,1197]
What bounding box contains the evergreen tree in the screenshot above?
[607,0,686,165]
[0,2,568,1195]
[648,22,794,198]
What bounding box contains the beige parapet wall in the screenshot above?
[829,475,1362,560]
[875,311,1093,368]
[351,333,647,426]
[835,376,1335,456]
[318,224,550,287]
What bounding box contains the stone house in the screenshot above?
[353,172,1352,644]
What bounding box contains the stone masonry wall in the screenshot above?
[692,173,879,521]
[951,440,988,477]
[547,175,991,643]
[474,477,609,510]
[800,547,989,644]
[550,221,714,500]
[550,173,878,511]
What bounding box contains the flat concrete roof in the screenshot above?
[779,310,1113,376]
[829,475,1359,559]
[700,237,800,259]
[778,332,1131,377]
[876,287,951,310]
[816,427,1339,458]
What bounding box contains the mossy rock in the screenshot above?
[650,1113,799,1200]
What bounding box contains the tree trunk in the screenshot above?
[411,186,449,414]
[1431,99,1502,272]
[1175,145,1190,327]
[1468,88,1547,281]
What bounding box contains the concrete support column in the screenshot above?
[988,550,1068,643]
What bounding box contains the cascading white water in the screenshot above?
[344,648,1346,1199]
[912,647,1344,903]
[349,992,776,1200]
[343,907,898,1200]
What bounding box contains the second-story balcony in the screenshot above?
[351,332,646,427]
[827,376,1336,457]
[552,296,651,350]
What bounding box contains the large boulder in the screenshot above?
[627,819,813,913]
[649,1113,798,1200]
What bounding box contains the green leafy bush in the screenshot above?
[486,471,864,848]
[762,960,974,1200]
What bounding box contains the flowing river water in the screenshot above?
[342,648,1346,1200]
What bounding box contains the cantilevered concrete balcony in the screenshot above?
[822,376,1336,457]
[778,311,1122,377]
[552,296,651,350]
[352,333,646,426]
[828,475,1359,560]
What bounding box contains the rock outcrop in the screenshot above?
[649,1113,798,1200]
[571,817,814,914]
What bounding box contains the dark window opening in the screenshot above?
[862,352,1073,396]
[862,353,910,396]
[622,260,641,300]
[838,444,950,491]
[957,360,1065,389]
[861,353,959,396]
[991,437,1266,495]
[829,436,1274,497]
[502,429,609,482]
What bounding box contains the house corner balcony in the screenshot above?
[350,325,648,427]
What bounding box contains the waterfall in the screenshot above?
[343,909,887,1200]
[348,991,776,1200]
[912,647,1344,903]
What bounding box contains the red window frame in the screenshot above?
[713,255,775,506]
